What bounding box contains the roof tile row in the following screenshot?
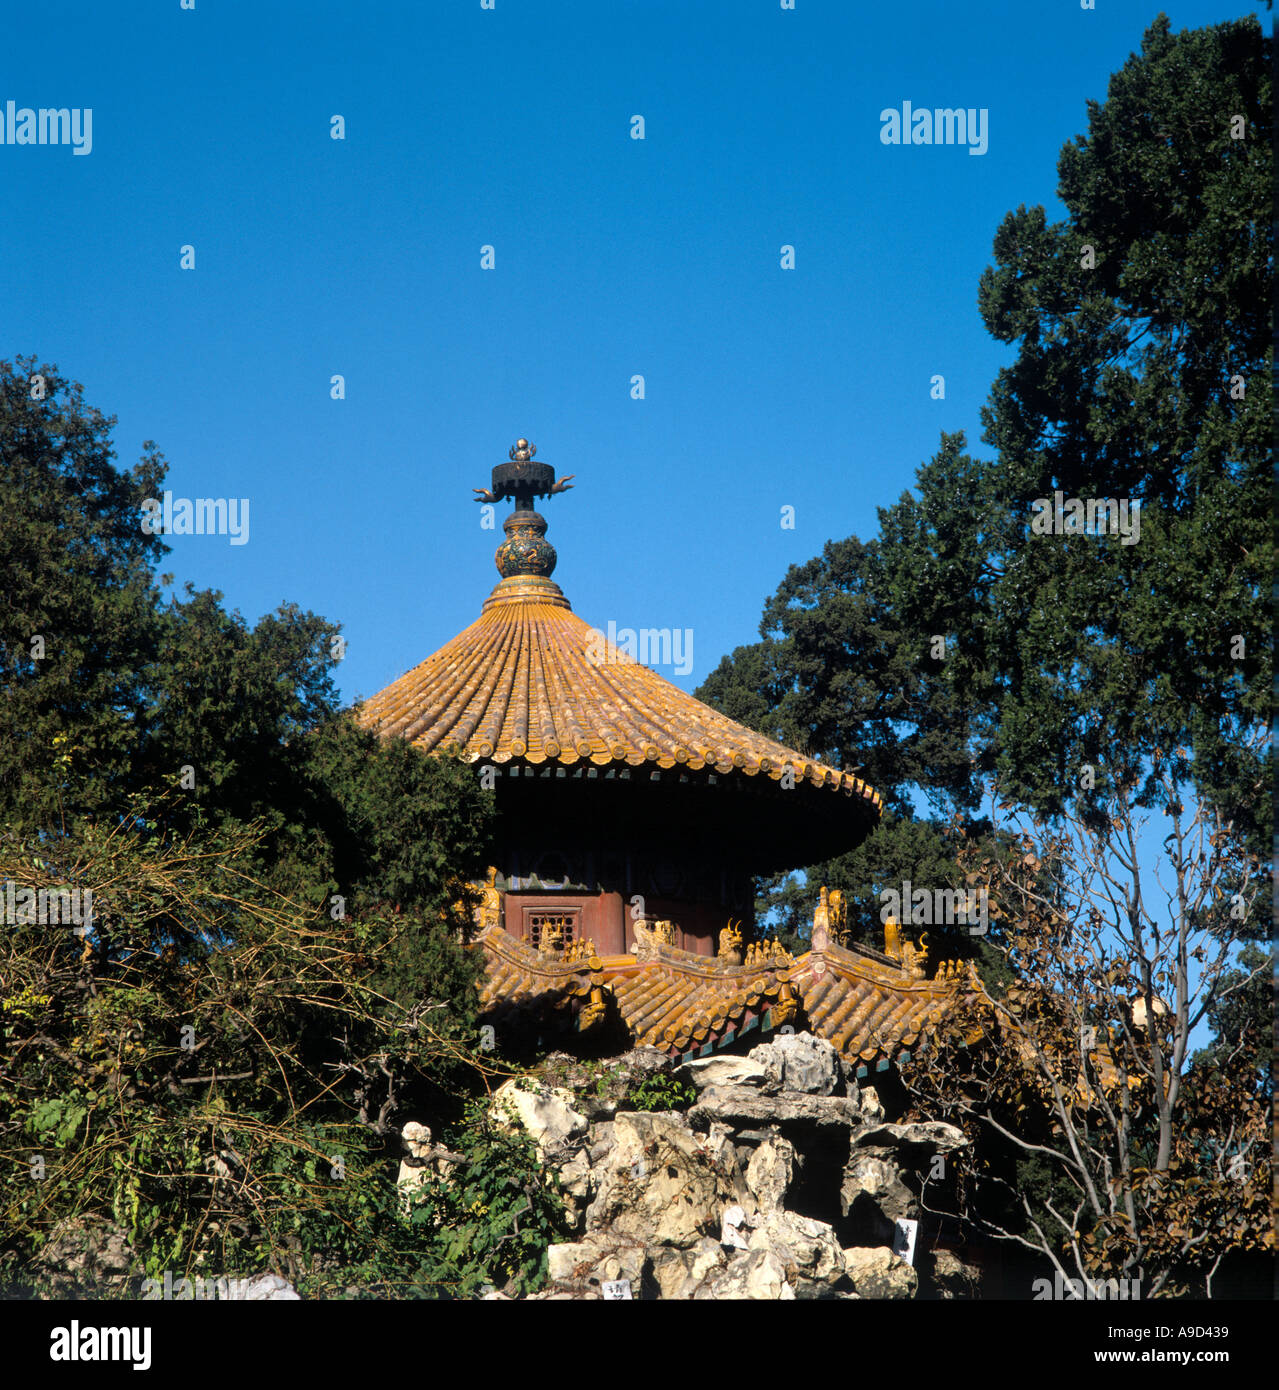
[476,926,965,1068]
[357,583,882,809]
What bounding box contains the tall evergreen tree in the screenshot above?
[701,16,1270,955]
[0,357,166,829]
[697,532,987,942]
[894,15,1270,852]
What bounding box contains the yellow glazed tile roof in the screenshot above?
[355,575,882,810]
[474,926,964,1069]
[794,943,956,1064]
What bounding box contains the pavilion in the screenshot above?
[357,440,976,1076]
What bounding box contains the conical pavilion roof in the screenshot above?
[356,439,882,834]
[358,574,881,812]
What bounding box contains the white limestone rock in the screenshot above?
[650,1237,728,1298]
[747,1209,846,1295]
[842,1245,919,1299]
[695,1249,795,1300]
[545,1232,647,1296]
[585,1111,747,1246]
[677,1054,772,1090]
[854,1120,969,1155]
[859,1085,886,1123]
[748,1032,842,1096]
[491,1077,589,1159]
[745,1133,795,1214]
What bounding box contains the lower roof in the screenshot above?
[477,925,970,1073]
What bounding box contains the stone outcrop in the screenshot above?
[926,1248,982,1299]
[462,1030,978,1300]
[695,1248,795,1300]
[842,1119,969,1244]
[749,1031,843,1096]
[491,1077,589,1160]
[544,1232,649,1291]
[35,1216,301,1300]
[233,1273,302,1301]
[856,1121,969,1154]
[842,1148,916,1240]
[678,1054,773,1090]
[690,1085,858,1130]
[396,1120,463,1215]
[843,1245,919,1299]
[748,1209,846,1296]
[585,1110,749,1246]
[745,1134,794,1213]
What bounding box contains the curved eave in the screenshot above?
[356,588,882,818]
[475,928,969,1069]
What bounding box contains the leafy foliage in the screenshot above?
[696,16,1271,1297]
[696,533,982,821]
[0,358,166,830]
[403,1096,568,1298]
[697,14,1271,932]
[921,16,1268,853]
[0,801,504,1298]
[0,359,507,1298]
[623,1072,697,1113]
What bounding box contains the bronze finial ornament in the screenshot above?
[472,438,575,510]
[473,440,577,580]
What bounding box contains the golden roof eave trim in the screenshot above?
[474,932,970,1067]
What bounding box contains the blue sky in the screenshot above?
[4,0,1262,708]
[6,2,1263,1060]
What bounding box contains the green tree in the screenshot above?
[0,801,520,1299]
[0,354,495,932]
[699,534,981,819]
[702,15,1270,956]
[0,361,519,1296]
[750,813,976,955]
[0,357,166,830]
[896,15,1270,854]
[1189,940,1272,1083]
[696,534,988,942]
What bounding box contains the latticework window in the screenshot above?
[527,912,575,951]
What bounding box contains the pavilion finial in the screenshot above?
[471,439,578,580]
[471,439,576,511]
